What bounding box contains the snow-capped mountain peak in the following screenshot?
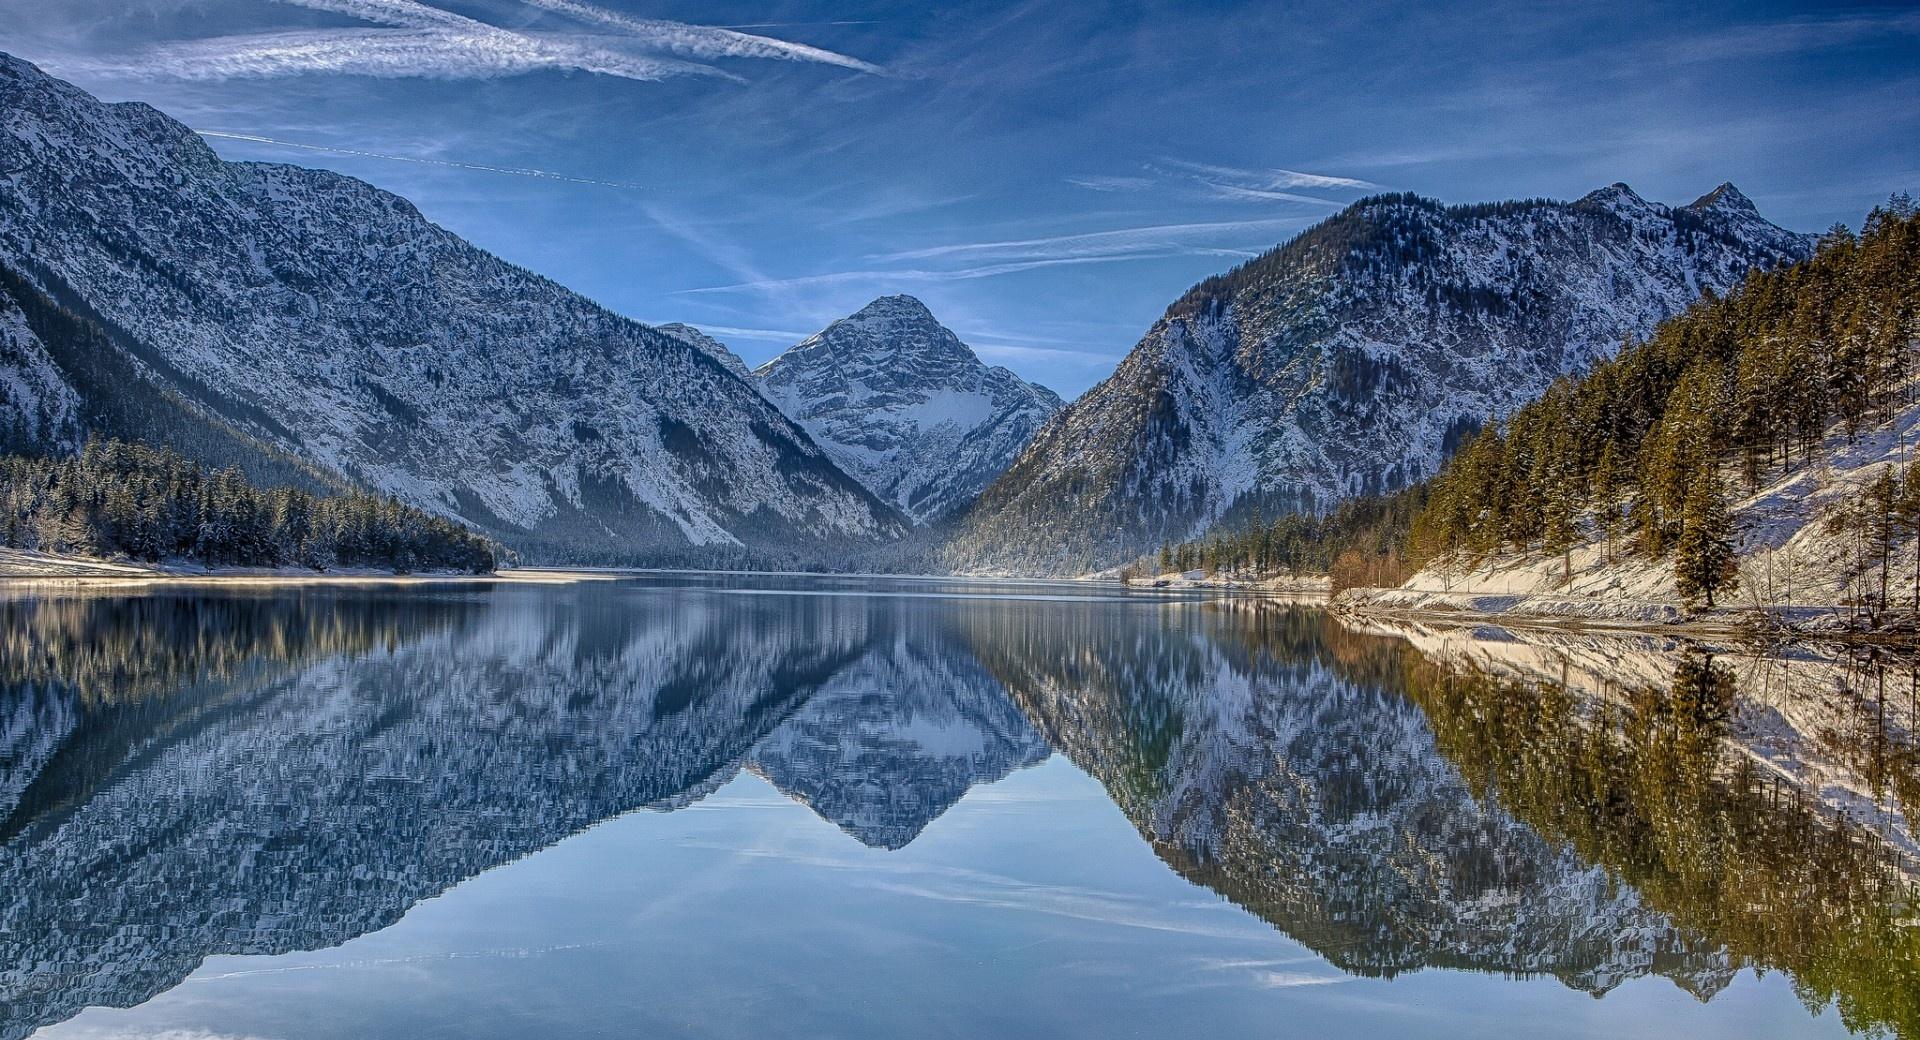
[1577,181,1656,212]
[754,296,1064,523]
[1687,182,1758,216]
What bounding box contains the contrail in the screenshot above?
[516,0,883,72]
[195,129,645,189]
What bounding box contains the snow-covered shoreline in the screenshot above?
[0,548,614,588]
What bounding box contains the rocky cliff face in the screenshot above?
[0,53,904,563]
[753,295,1063,523]
[944,185,1812,573]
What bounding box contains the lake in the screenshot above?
[1,574,1915,1039]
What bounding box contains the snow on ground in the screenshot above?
[0,547,618,586]
[1342,393,1920,633]
[1349,614,1920,878]
[1122,569,1333,595]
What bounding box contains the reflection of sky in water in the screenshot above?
[3,578,1905,1040]
[41,760,1845,1040]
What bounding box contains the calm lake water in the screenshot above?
[1,574,1916,1039]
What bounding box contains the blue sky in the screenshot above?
[3,0,1916,397]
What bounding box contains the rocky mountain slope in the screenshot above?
[657,322,755,382]
[752,296,1063,523]
[0,52,904,564]
[944,185,1812,574]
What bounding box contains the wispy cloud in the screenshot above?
[663,323,816,343]
[877,218,1301,263]
[671,217,1292,298]
[518,0,883,73]
[1065,174,1156,193]
[672,255,1159,296]
[1646,9,1920,65]
[1064,159,1377,205]
[195,129,646,188]
[119,28,725,83]
[82,0,880,83]
[281,0,472,30]
[1154,158,1377,192]
[969,342,1119,366]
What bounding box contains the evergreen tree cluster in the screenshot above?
[0,440,497,573]
[1151,491,1427,590]
[1154,197,1919,603]
[1411,196,1916,605]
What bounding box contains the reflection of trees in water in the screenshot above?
[1401,645,1920,1038]
[1805,651,1920,839]
[966,601,1734,993]
[970,601,1920,1035]
[0,588,469,706]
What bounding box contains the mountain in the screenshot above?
[0,53,904,564]
[752,295,1064,523]
[943,185,1813,574]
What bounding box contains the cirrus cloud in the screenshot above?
[69,0,880,84]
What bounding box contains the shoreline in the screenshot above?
[1328,585,1920,647]
[0,549,628,589]
[0,553,1145,592]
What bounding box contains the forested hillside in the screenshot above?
[1155,197,1919,608]
[945,182,1809,575]
[0,441,497,573]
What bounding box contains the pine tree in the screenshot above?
[1673,470,1735,610]
[1901,458,1920,616]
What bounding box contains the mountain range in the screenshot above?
[0,51,1824,575]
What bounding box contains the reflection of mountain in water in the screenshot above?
[970,603,1736,993]
[5,584,1917,1040]
[973,601,1920,1035]
[749,620,1051,849]
[0,586,1043,1040]
[1359,617,1920,1038]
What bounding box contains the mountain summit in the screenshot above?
[943,185,1812,574]
[752,296,1063,523]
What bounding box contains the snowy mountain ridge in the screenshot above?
[944,183,1814,574]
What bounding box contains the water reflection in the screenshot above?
[0,581,1916,1039]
